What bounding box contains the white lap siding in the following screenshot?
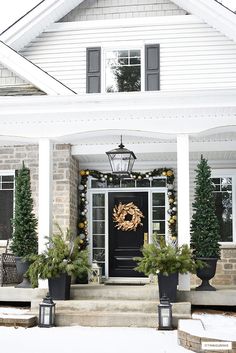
[20,15,236,93]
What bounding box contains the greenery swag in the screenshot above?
[78,168,177,250]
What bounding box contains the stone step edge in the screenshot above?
[0,314,37,328]
[178,319,236,352]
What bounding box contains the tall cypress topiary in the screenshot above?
[11,162,38,257]
[191,155,221,259]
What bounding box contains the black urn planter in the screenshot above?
[15,257,31,288]
[48,273,71,300]
[196,258,218,291]
[158,272,178,303]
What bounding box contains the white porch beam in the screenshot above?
[177,134,190,291]
[71,140,236,157]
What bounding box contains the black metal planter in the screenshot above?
[158,272,178,303]
[48,273,71,300]
[196,258,218,291]
[15,257,31,288]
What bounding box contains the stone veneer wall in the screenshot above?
[190,245,236,287]
[0,144,79,237]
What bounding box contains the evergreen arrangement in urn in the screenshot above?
[27,226,90,288]
[11,162,38,257]
[190,156,221,259]
[134,236,199,276]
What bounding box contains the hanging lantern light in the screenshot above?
[106,136,136,175]
[158,295,173,330]
[38,293,56,328]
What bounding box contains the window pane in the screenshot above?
[93,208,105,220]
[2,176,14,182]
[0,190,13,240]
[152,221,165,235]
[118,50,128,58]
[221,178,232,191]
[215,191,233,242]
[152,178,166,187]
[153,207,165,220]
[93,194,105,207]
[93,221,105,235]
[106,49,141,93]
[93,234,105,248]
[93,249,105,262]
[153,193,165,206]
[136,179,150,188]
[121,179,135,188]
[91,179,107,188]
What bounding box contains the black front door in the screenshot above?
[109,192,148,277]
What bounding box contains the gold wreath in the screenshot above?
[113,202,144,231]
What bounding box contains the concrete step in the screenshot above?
[0,314,36,327]
[32,299,190,315]
[54,310,191,328]
[31,299,191,327]
[70,284,159,300]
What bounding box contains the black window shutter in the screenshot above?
[86,47,101,93]
[145,44,160,91]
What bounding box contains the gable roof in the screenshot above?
[173,0,236,43]
[0,0,85,51]
[0,41,75,95]
[0,0,236,53]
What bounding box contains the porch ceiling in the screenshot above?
[71,130,236,170]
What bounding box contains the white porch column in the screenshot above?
[38,139,53,288]
[177,134,190,291]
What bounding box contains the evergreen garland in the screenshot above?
[190,156,221,259]
[10,162,38,257]
[78,168,177,250]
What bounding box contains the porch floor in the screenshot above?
[177,286,236,306]
[0,285,235,306]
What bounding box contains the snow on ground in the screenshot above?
[0,326,191,353]
[1,308,236,353]
[192,312,236,341]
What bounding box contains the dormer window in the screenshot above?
[86,44,160,93]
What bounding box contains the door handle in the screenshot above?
[144,232,148,245]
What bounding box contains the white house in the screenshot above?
[0,0,236,289]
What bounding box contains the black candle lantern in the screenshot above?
[38,293,56,327]
[158,295,173,330]
[106,136,136,175]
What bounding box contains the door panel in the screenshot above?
[109,192,148,277]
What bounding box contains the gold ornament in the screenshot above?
[169,218,175,224]
[113,202,144,231]
[80,170,85,176]
[172,215,177,220]
[78,222,85,228]
[169,198,174,203]
[86,170,90,175]
[167,170,173,177]
[162,171,167,176]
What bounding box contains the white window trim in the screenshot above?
[101,45,145,94]
[0,170,15,246]
[212,169,236,244]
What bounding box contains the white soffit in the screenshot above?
[173,0,236,43]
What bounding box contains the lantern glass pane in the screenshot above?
[43,307,50,325]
